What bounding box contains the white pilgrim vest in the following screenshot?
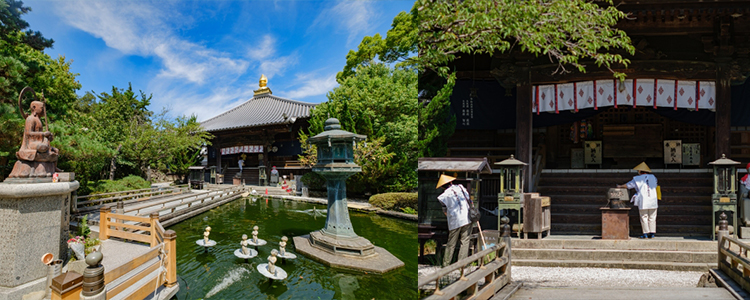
[437,184,471,230]
[627,174,658,210]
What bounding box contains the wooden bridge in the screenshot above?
[73,184,247,300]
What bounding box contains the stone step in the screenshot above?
[538,185,713,196]
[552,204,712,215]
[541,171,712,178]
[549,195,711,206]
[511,259,716,272]
[540,176,713,186]
[550,223,712,235]
[551,213,712,225]
[511,238,716,251]
[513,248,716,263]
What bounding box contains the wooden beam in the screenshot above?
[516,67,533,192]
[716,61,732,158]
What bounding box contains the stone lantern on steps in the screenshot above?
[294,118,404,273]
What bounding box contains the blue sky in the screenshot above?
[23,0,413,121]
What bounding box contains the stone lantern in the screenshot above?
[710,154,741,240]
[294,118,404,273]
[495,155,527,232]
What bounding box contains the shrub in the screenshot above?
[369,192,417,211]
[300,172,326,191]
[89,175,151,195]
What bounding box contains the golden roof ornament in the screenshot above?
[254,74,272,96]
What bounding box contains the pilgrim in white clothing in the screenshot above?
[619,162,658,238]
[436,174,472,267]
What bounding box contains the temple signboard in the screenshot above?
[682,143,700,166]
[584,141,602,165]
[664,140,682,165]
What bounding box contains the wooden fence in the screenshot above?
[99,208,177,299]
[418,224,512,300]
[718,235,750,293]
[75,184,189,214]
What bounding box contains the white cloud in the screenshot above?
[55,1,248,85]
[311,1,378,45]
[248,35,276,60]
[280,72,338,100]
[246,35,297,79]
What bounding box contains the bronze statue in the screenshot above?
[6,87,59,180]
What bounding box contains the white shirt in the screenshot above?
[742,174,750,190]
[437,184,471,230]
[626,174,658,209]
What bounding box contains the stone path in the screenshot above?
[506,286,734,300]
[420,265,735,300]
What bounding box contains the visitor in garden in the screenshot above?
[436,174,472,266]
[617,162,658,239]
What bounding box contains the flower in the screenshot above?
[67,236,84,245]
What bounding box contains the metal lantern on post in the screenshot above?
[496,155,527,201]
[709,154,741,240]
[495,155,527,233]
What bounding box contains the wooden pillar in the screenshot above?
[99,207,109,241]
[163,229,178,287]
[215,140,222,174]
[149,212,160,247]
[516,66,532,192]
[716,61,731,158]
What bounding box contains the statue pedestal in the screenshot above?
[601,207,631,240]
[0,181,78,298]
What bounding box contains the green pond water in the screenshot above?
[168,197,417,300]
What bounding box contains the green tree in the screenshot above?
[120,111,212,182]
[301,63,417,194]
[0,0,54,50]
[0,0,79,179]
[416,0,635,155]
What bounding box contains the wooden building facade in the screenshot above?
[200,75,316,185]
[434,0,750,235]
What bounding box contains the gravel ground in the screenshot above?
[512,266,705,288]
[419,264,706,289]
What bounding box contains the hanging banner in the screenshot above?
[532,79,715,114]
[220,145,264,155]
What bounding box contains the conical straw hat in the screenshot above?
[436,174,456,189]
[633,162,651,173]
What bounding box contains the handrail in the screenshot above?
[419,222,512,300]
[154,186,242,215]
[719,235,750,293]
[77,185,188,199]
[124,185,239,216]
[75,185,189,213]
[99,207,177,299]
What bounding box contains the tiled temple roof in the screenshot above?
[200,94,317,132]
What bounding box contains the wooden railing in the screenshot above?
[75,185,189,214]
[718,235,750,293]
[418,224,512,300]
[122,185,244,217]
[99,208,177,299]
